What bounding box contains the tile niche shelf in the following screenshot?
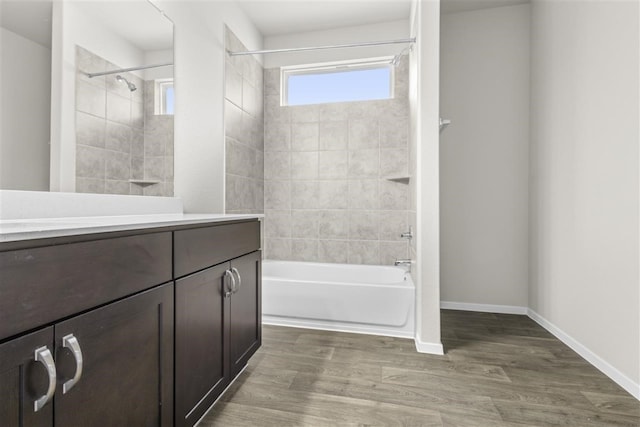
[385,176,410,184]
[129,179,161,187]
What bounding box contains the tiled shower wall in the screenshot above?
[224,27,265,214]
[263,56,411,265]
[75,46,173,196]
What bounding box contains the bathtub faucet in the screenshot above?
[394,259,412,271]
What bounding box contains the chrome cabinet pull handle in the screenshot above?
[231,267,241,293]
[224,269,236,298]
[34,346,56,412]
[62,334,83,394]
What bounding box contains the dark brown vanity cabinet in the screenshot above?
[0,232,174,427]
[0,219,261,427]
[174,222,261,427]
[0,284,174,427]
[0,328,54,427]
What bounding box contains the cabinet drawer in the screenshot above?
[174,221,260,278]
[0,232,172,341]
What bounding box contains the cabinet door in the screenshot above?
[0,328,54,427]
[54,284,173,427]
[229,251,262,377]
[175,262,229,427]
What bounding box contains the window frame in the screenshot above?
[155,78,174,115]
[280,57,395,107]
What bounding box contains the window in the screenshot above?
[282,59,393,106]
[155,79,174,115]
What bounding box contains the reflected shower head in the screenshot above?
[116,75,137,92]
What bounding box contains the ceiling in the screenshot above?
[0,0,52,48]
[235,0,413,37]
[0,0,172,52]
[236,0,531,37]
[73,1,173,51]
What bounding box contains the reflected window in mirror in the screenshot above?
[155,79,175,116]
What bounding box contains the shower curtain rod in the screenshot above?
[85,62,173,78]
[227,37,416,56]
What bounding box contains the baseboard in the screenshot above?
[441,301,528,315]
[414,339,444,355]
[527,309,640,401]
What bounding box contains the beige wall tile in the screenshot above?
[380,116,409,148]
[106,92,131,125]
[380,148,408,177]
[76,80,106,118]
[265,238,292,260]
[76,112,106,148]
[349,211,380,240]
[380,180,409,210]
[348,179,379,210]
[319,121,348,150]
[291,210,319,239]
[349,119,379,149]
[76,177,104,194]
[318,180,348,209]
[318,151,348,178]
[291,239,318,262]
[264,210,292,238]
[318,210,349,239]
[291,123,319,151]
[379,210,409,241]
[348,240,380,265]
[380,241,409,265]
[291,181,319,209]
[264,68,280,96]
[225,100,244,142]
[105,150,131,180]
[291,152,319,179]
[76,145,105,179]
[265,151,291,179]
[105,180,130,195]
[265,122,291,152]
[105,121,130,152]
[225,60,243,108]
[318,240,349,263]
[348,149,379,177]
[291,105,319,123]
[265,180,291,210]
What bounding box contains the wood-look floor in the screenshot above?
[199,310,640,426]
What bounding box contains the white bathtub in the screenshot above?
[262,260,415,338]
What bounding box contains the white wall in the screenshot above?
[530,0,639,397]
[50,1,146,192]
[0,28,50,191]
[155,0,262,213]
[440,4,530,308]
[263,19,409,68]
[411,0,442,354]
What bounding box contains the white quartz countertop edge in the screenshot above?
[0,214,263,243]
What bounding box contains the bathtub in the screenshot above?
[262,260,415,338]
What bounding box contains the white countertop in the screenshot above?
[0,213,263,243]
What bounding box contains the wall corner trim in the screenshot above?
[527,309,640,401]
[414,339,444,355]
[440,301,528,315]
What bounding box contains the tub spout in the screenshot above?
[394,259,412,271]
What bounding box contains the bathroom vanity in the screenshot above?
[0,214,262,427]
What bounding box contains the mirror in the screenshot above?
[0,0,174,196]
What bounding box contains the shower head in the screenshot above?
[116,75,137,92]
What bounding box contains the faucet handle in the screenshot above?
[400,227,413,239]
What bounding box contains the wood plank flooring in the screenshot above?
[199,310,640,426]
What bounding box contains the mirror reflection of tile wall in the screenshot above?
[75,46,174,196]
